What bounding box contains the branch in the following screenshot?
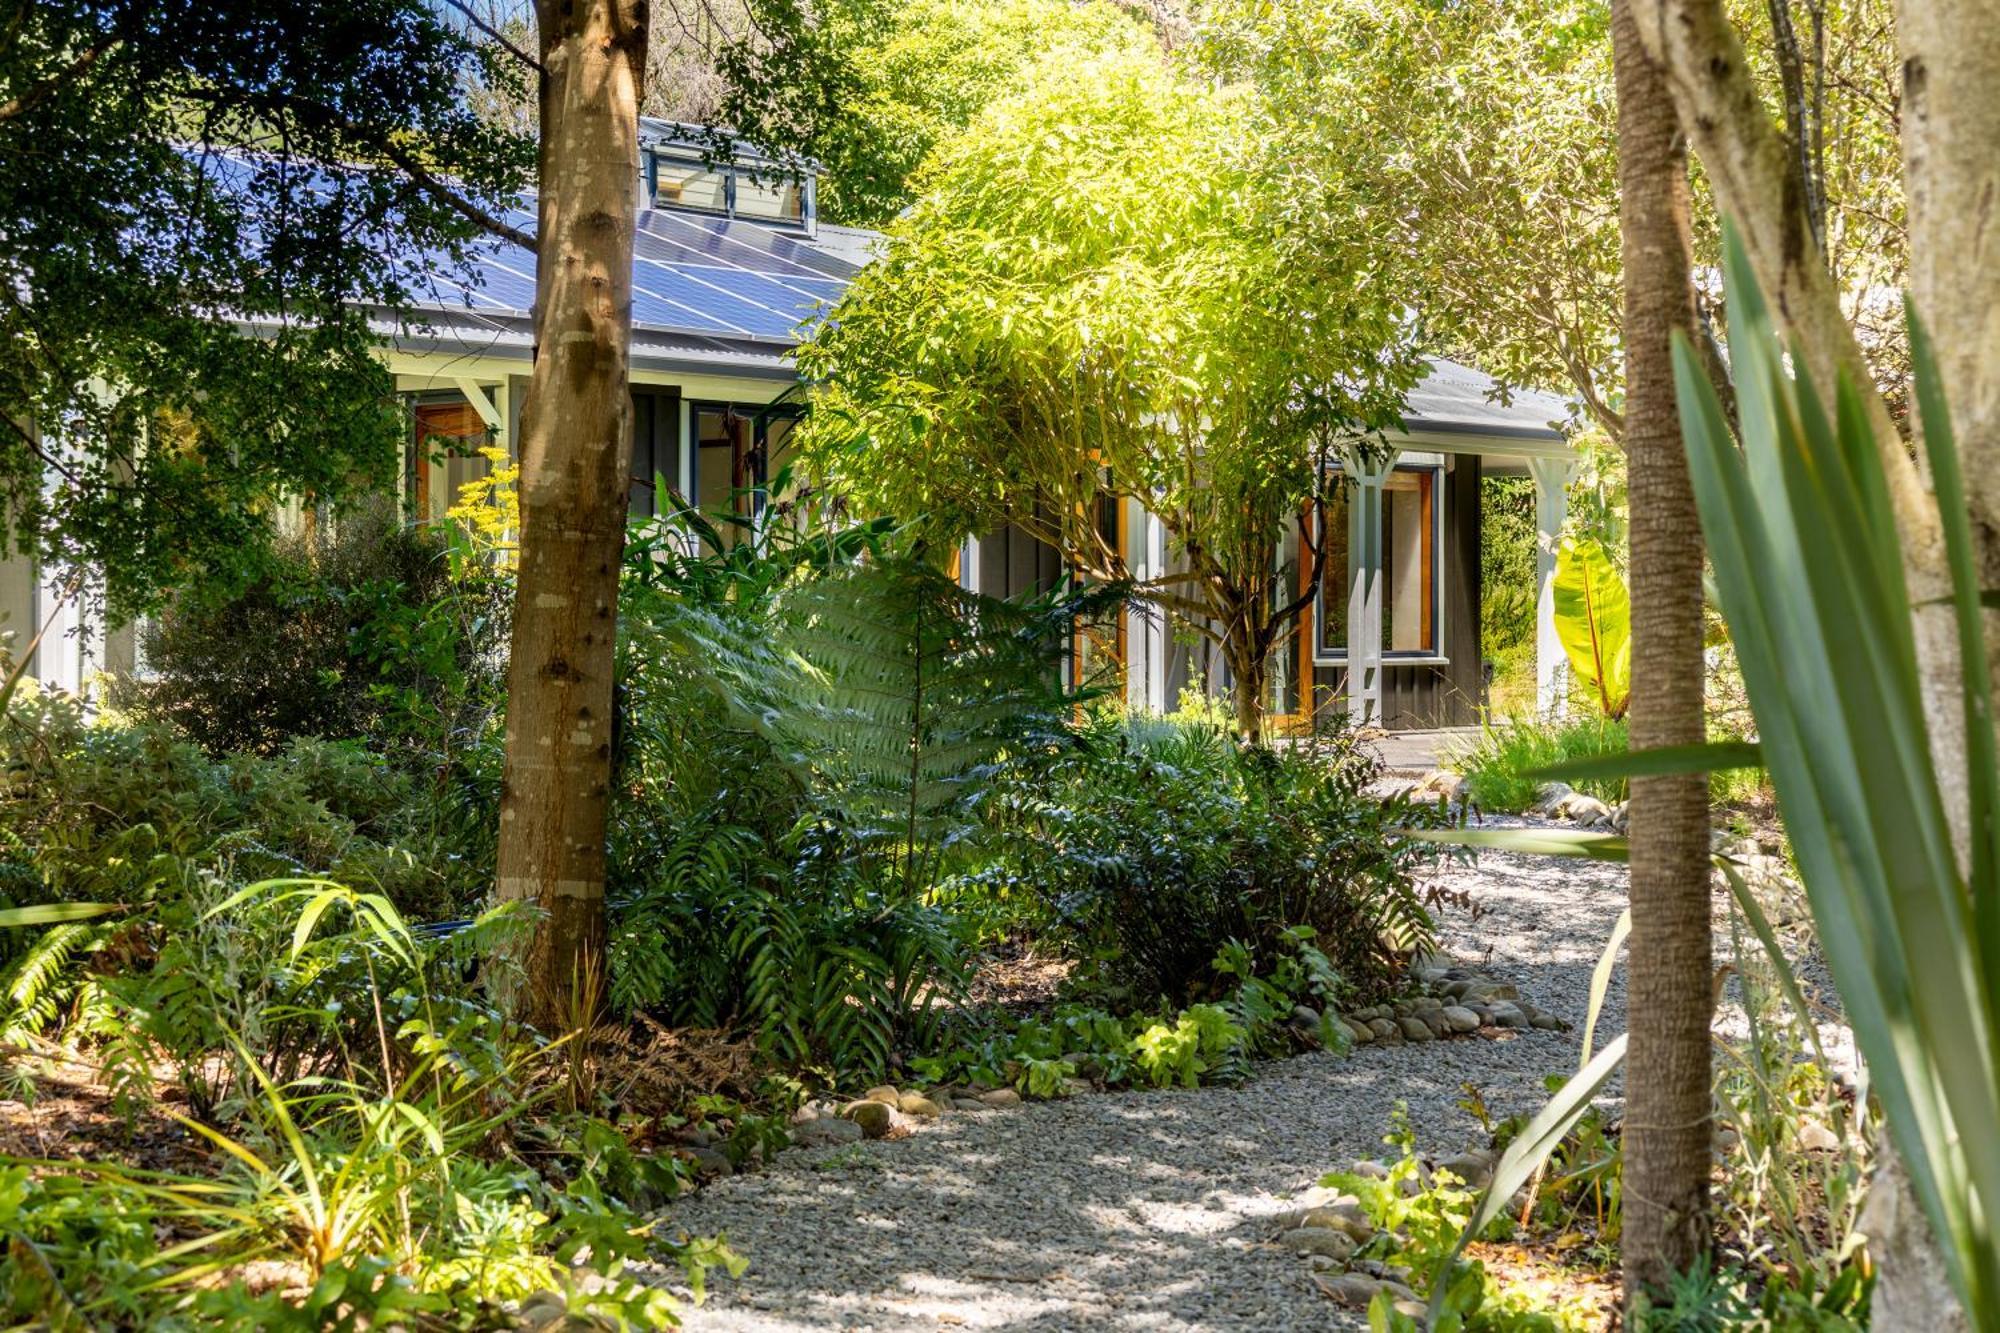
[0,36,114,122]
[442,0,545,74]
[0,413,83,489]
[1763,0,1825,249]
[367,130,540,254]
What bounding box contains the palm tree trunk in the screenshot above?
[493,0,648,1033]
[1611,0,1714,1303]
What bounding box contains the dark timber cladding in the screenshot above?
[1312,454,1484,728]
[965,454,1488,727]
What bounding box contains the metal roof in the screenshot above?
[394,201,1573,448]
[1401,360,1569,443]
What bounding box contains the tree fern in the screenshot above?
[776,557,1122,898]
[0,922,98,1041]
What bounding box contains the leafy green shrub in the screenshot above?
[130,498,509,757]
[0,881,740,1329]
[604,514,1109,1079]
[0,694,495,1038]
[1324,1106,1600,1332]
[909,934,1353,1095]
[975,710,1444,1009]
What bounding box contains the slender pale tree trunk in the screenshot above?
[1610,0,1714,1303]
[1626,0,1960,778]
[1900,3,2000,635]
[493,0,648,1033]
[1851,9,2000,1327]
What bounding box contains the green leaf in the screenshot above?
[291,889,344,963]
[1425,1034,1627,1327]
[1529,740,1762,783]
[1579,908,1628,1069]
[1404,827,1628,861]
[1551,537,1631,719]
[0,901,126,927]
[1672,229,2000,1316]
[1715,860,1825,1068]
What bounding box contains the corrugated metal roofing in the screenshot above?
[1401,360,1568,442]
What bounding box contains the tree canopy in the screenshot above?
[794,44,1423,733]
[692,0,1162,227]
[0,1,533,616]
[1202,0,1905,443]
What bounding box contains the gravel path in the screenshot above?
[657,820,1632,1331]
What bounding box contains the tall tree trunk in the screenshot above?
[1853,7,2000,1326]
[493,0,648,1033]
[1610,0,1714,1304]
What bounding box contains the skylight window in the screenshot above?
[651,157,729,213]
[642,122,817,232]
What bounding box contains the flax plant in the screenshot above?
[1673,235,2000,1316]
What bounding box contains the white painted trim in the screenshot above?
[1392,428,1578,461]
[452,377,503,432]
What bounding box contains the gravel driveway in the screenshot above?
[656,820,1632,1331]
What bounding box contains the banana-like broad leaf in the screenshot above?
[1552,537,1632,719]
[1672,230,2000,1316]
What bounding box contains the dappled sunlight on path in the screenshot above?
[658,818,1631,1330]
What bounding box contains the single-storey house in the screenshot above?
[3,121,1576,729]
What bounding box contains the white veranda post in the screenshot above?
[1528,455,1573,716]
[1342,449,1394,725]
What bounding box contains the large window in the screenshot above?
[628,389,681,518]
[690,400,805,548]
[1313,463,1443,663]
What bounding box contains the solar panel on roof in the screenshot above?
[388,193,862,342]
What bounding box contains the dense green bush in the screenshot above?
[971,709,1448,1010]
[131,499,509,757]
[911,931,1352,1096]
[0,692,496,1040]
[603,511,1111,1078]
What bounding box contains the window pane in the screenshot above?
[1315,483,1351,659]
[1268,519,1301,716]
[1383,469,1436,653]
[654,158,727,212]
[1314,467,1436,658]
[628,393,656,518]
[695,408,742,549]
[734,171,804,223]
